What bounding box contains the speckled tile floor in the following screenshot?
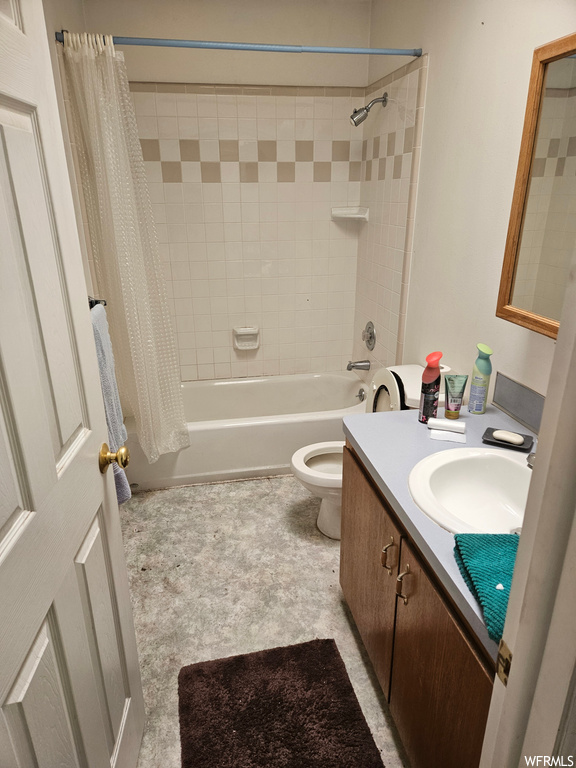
[121,475,408,768]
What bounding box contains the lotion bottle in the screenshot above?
[468,343,493,414]
[418,351,443,424]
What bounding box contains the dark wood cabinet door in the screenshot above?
[390,538,493,768]
[340,446,402,700]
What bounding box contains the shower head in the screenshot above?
[350,92,388,126]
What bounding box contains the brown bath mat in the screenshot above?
[178,638,385,768]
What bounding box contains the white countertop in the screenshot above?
[343,405,536,663]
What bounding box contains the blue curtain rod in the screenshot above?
[55,31,421,57]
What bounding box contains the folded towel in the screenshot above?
[112,463,132,504]
[454,533,519,643]
[91,305,131,504]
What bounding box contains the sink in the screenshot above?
[408,447,531,534]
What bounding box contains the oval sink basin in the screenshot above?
[408,447,531,534]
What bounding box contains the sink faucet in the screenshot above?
[347,360,371,371]
[527,452,536,469]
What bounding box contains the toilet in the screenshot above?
[290,365,431,540]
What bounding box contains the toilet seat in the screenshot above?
[291,441,345,489]
[366,367,404,413]
[290,441,345,539]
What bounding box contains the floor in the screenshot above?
[120,474,408,767]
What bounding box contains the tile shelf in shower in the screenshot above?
[331,207,369,221]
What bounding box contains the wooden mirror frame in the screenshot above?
[496,32,576,339]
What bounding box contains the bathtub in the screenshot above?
[125,371,366,491]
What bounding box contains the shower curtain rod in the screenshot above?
[55,31,421,57]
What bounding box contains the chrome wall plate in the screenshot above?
[362,321,376,351]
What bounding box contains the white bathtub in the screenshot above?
[125,371,366,490]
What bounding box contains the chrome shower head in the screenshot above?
[350,92,388,127]
[350,107,369,126]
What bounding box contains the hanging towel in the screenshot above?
[453,533,520,643]
[91,304,131,504]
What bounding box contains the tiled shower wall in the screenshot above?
[131,83,367,380]
[352,57,427,373]
[67,60,427,384]
[131,59,426,381]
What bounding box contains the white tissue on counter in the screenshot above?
[429,430,467,444]
[427,417,466,434]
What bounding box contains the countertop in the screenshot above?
[343,405,536,663]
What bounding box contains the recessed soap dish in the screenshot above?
[233,327,260,351]
[331,206,369,221]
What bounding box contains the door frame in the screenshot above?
[481,262,576,765]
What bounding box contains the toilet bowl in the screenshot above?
[290,365,430,540]
[290,441,346,539]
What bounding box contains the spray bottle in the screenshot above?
[468,343,493,414]
[418,351,443,424]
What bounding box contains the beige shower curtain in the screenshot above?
[62,32,189,462]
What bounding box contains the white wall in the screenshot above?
[44,0,576,395]
[369,0,576,396]
[42,0,85,41]
[83,0,372,87]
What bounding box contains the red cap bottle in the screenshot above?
[418,351,443,424]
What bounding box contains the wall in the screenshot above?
[131,82,364,379]
[131,64,426,381]
[351,57,426,371]
[368,0,576,396]
[83,0,372,87]
[44,0,416,382]
[41,0,85,53]
[44,0,576,395]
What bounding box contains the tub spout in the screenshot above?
[347,360,371,371]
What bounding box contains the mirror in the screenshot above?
[497,32,576,339]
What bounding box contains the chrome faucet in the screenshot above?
[527,452,536,469]
[347,360,371,371]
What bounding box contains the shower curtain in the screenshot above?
[62,32,189,463]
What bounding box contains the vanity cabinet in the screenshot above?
[340,445,494,768]
[340,445,402,699]
[391,537,493,768]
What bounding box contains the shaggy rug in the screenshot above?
[178,638,385,768]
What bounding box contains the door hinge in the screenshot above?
[497,639,512,686]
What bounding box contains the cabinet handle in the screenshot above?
[380,537,395,575]
[396,564,411,605]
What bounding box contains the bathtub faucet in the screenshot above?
[347,360,371,371]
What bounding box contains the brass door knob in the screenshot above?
[99,443,130,474]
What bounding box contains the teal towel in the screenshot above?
[454,533,519,643]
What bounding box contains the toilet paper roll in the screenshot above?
[427,417,466,434]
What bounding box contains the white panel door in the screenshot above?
[0,2,145,767]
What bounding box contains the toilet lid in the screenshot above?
[366,367,403,413]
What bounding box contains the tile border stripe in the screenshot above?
[129,57,425,97]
